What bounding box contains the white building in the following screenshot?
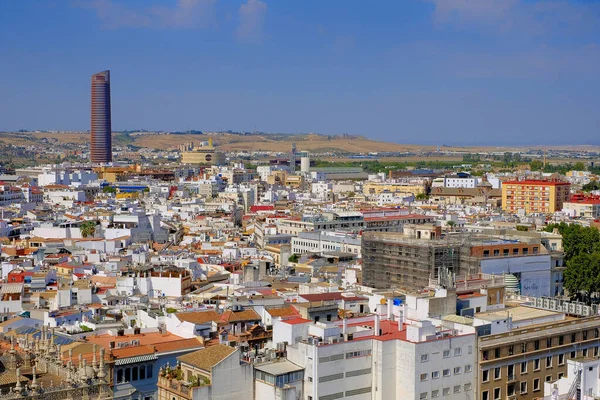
[291,230,362,256]
[279,313,476,400]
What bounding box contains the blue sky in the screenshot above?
[1,0,599,145]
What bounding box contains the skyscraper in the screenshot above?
[90,70,112,163]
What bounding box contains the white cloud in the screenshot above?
[80,0,217,29]
[425,0,600,37]
[236,0,267,43]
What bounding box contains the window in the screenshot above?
[546,375,552,382]
[494,348,500,358]
[584,330,588,340]
[493,249,499,256]
[419,393,427,400]
[117,369,124,383]
[571,333,576,342]
[432,371,439,379]
[535,340,540,350]
[346,349,372,359]
[132,367,138,381]
[454,367,461,375]
[140,366,146,380]
[521,361,527,374]
[147,365,153,379]
[549,337,555,347]
[521,343,526,353]
[482,390,489,400]
[464,383,472,391]
[571,351,576,358]
[482,350,489,360]
[454,348,462,356]
[513,248,519,255]
[124,368,131,382]
[503,249,509,256]
[420,373,428,382]
[432,390,439,398]
[443,350,450,358]
[442,388,450,396]
[595,328,599,338]
[454,385,461,394]
[534,359,540,371]
[482,369,489,382]
[468,346,473,354]
[508,345,514,355]
[559,354,565,365]
[546,356,552,368]
[421,354,429,362]
[494,367,501,380]
[494,387,501,400]
[534,378,540,391]
[443,369,451,377]
[465,364,472,373]
[520,381,527,394]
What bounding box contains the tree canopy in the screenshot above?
[545,223,600,300]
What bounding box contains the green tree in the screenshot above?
[583,181,600,192]
[564,253,600,302]
[547,223,600,300]
[79,220,97,238]
[573,162,586,171]
[446,221,456,232]
[529,160,544,171]
[103,186,117,194]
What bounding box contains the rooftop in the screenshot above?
[178,344,236,372]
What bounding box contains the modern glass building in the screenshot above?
[90,70,112,163]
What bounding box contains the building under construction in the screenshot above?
[362,228,480,291]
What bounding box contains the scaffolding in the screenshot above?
[362,231,487,291]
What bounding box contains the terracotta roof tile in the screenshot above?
[177,344,236,372]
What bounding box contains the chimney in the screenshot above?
[387,299,393,321]
[374,314,381,337]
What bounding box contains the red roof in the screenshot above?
[503,180,570,186]
[282,318,311,325]
[299,292,366,302]
[250,205,275,212]
[364,214,433,222]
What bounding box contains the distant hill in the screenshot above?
[1,131,599,155]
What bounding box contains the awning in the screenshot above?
[114,354,158,366]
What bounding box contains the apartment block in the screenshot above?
[502,179,571,214]
[478,316,600,400]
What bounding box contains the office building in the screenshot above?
[90,70,112,163]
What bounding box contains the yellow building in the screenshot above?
[363,182,426,196]
[181,139,226,165]
[502,179,571,214]
[266,171,305,188]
